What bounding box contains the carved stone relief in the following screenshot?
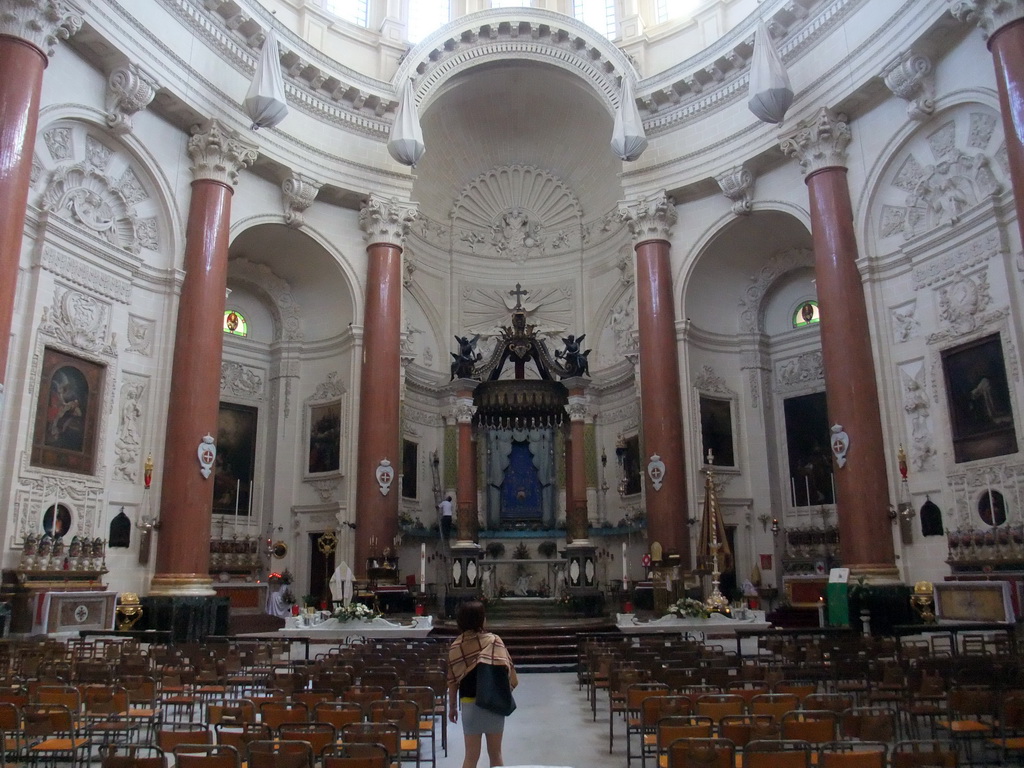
[948,460,1024,531]
[450,165,582,262]
[309,478,340,504]
[459,281,574,338]
[43,127,73,162]
[113,374,148,483]
[876,107,1005,243]
[890,300,919,343]
[13,475,102,548]
[693,364,733,396]
[898,361,937,472]
[41,247,132,305]
[39,285,117,356]
[927,267,1007,344]
[603,291,638,367]
[774,351,823,392]
[125,314,154,356]
[220,361,265,400]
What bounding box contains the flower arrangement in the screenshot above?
[665,597,712,619]
[333,602,380,622]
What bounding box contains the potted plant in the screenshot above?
[538,540,557,558]
[485,541,506,559]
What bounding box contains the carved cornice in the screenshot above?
[307,371,346,403]
[618,192,677,245]
[105,62,160,135]
[949,0,1024,41]
[715,165,755,216]
[41,247,132,304]
[187,118,258,186]
[359,194,417,248]
[281,173,322,229]
[0,0,82,58]
[220,361,266,400]
[779,107,852,175]
[881,51,934,122]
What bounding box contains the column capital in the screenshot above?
[0,0,82,59]
[618,191,677,245]
[779,107,852,176]
[950,0,1024,41]
[566,392,590,422]
[359,193,418,248]
[187,119,258,187]
[450,395,476,424]
[106,62,159,135]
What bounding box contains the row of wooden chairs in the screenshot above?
[661,737,959,768]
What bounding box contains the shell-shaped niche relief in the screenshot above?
[450,165,583,263]
[36,125,164,257]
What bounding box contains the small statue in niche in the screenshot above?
[450,334,482,380]
[556,334,591,378]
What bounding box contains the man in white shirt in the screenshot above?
[438,495,453,539]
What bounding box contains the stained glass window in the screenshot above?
[793,300,820,328]
[224,309,248,337]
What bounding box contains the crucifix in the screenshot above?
[509,283,528,310]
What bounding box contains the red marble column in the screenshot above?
[566,380,590,542]
[452,384,478,542]
[563,423,575,543]
[619,194,690,565]
[952,3,1024,252]
[354,195,416,575]
[151,120,257,595]
[0,4,81,404]
[781,108,896,578]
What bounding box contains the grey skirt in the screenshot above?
[460,699,505,734]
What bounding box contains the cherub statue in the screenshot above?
[450,334,482,380]
[556,333,591,377]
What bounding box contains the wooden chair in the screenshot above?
[321,743,390,768]
[99,744,168,768]
[213,722,271,755]
[172,743,240,768]
[277,722,337,762]
[653,716,713,768]
[719,714,779,749]
[390,686,438,767]
[342,688,385,720]
[749,693,798,721]
[890,739,958,768]
[804,693,854,715]
[639,697,693,768]
[815,741,886,768]
[206,699,257,726]
[779,710,837,745]
[22,702,91,768]
[838,706,898,743]
[367,700,420,768]
[247,739,314,768]
[986,691,1024,765]
[773,680,817,705]
[313,701,364,732]
[666,737,734,768]
[935,686,995,764]
[742,739,813,768]
[81,685,137,748]
[624,683,669,765]
[259,701,309,731]
[694,693,745,726]
[155,723,212,754]
[340,723,400,767]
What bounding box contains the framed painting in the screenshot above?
[306,400,342,476]
[212,402,258,517]
[934,581,1014,623]
[31,347,105,475]
[942,333,1018,463]
[699,395,736,467]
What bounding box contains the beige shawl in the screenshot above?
[447,630,519,690]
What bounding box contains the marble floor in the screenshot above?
[436,672,622,768]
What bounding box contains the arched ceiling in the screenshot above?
[411,61,624,224]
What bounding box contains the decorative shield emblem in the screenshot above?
[376,459,394,496]
[830,424,850,468]
[647,453,666,491]
[197,434,216,478]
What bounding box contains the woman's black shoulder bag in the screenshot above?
[474,662,516,716]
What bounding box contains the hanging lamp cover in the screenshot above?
[747,21,793,124]
[610,76,648,161]
[387,78,426,167]
[244,29,289,130]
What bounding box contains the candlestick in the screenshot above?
[621,541,627,583]
[804,476,811,507]
[234,479,240,516]
[248,480,254,518]
[420,543,426,592]
[830,473,836,505]
[791,477,796,507]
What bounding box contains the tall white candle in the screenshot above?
[830,473,836,504]
[622,541,628,583]
[804,476,811,507]
[420,543,426,592]
[791,477,797,507]
[234,479,240,516]
[248,480,254,519]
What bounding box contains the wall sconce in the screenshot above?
[601,450,607,468]
[771,518,780,536]
[758,513,771,532]
[888,505,898,522]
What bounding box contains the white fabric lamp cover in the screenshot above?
[610,77,648,162]
[747,21,794,124]
[244,29,289,130]
[387,78,426,167]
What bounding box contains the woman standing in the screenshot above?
[447,600,518,768]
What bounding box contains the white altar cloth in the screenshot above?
[616,611,770,636]
[275,614,434,639]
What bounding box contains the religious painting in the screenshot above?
[699,396,735,467]
[620,435,642,496]
[306,401,342,476]
[42,503,73,537]
[783,392,836,507]
[401,439,418,499]
[212,402,258,517]
[934,581,1014,623]
[942,334,1018,463]
[500,441,543,521]
[31,347,105,475]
